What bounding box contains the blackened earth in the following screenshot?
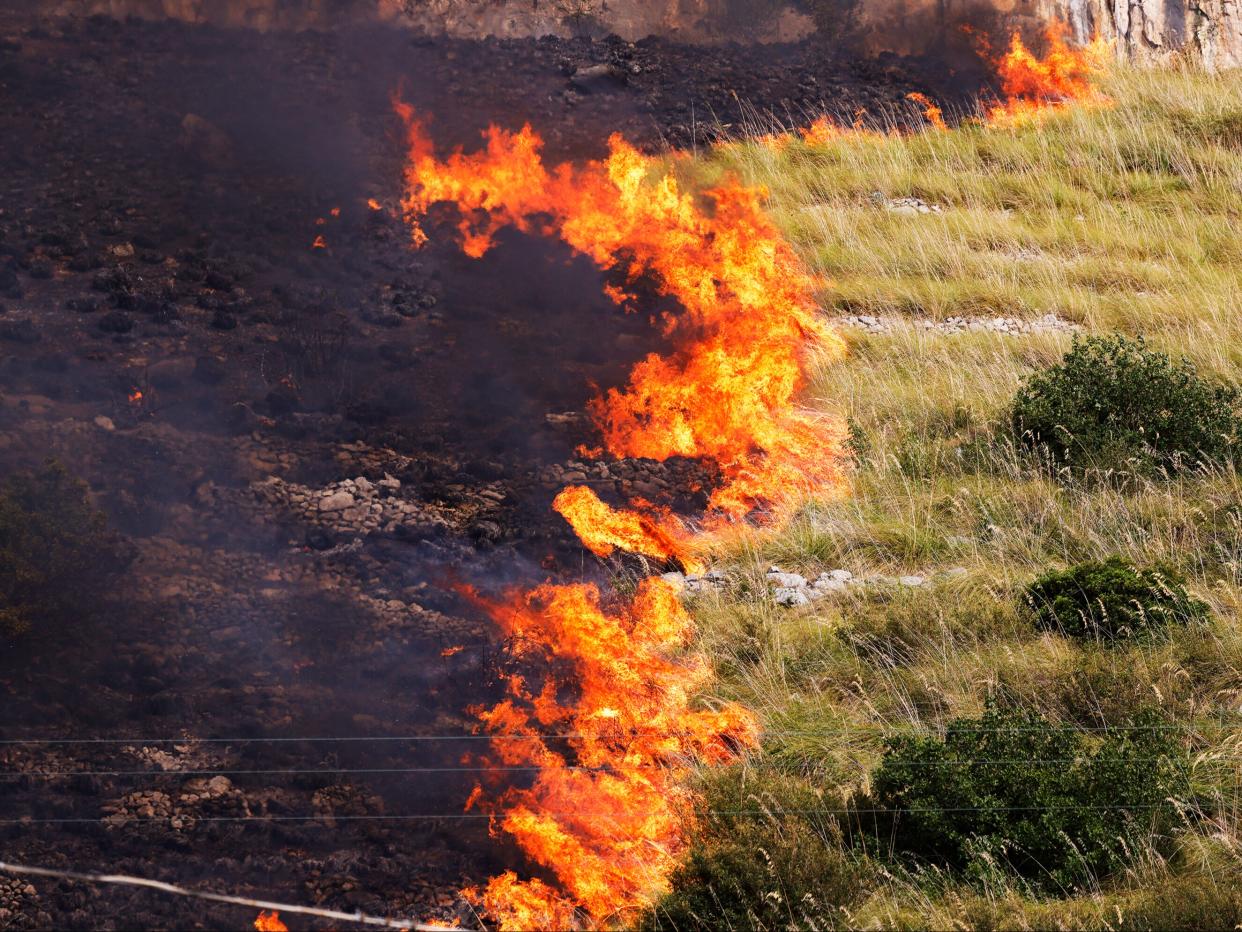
[0,6,973,928]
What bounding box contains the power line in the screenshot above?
[0,755,1231,779]
[3,720,1238,745]
[0,803,1195,826]
[0,859,447,931]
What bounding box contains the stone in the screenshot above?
[774,587,810,607]
[766,571,807,589]
[898,575,925,587]
[93,415,115,431]
[318,490,355,512]
[354,476,373,494]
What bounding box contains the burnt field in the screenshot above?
[0,6,968,928]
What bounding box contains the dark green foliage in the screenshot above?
[0,460,130,641]
[642,773,863,931]
[865,705,1187,892]
[1024,557,1209,640]
[1012,334,1240,474]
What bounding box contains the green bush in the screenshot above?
[1012,334,1240,474]
[642,772,865,931]
[864,704,1187,892]
[0,460,130,641]
[1024,557,1209,640]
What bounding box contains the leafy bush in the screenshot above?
[642,772,864,931]
[1012,334,1240,473]
[0,460,130,641]
[1024,557,1209,640]
[865,704,1187,892]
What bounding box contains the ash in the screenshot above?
[0,4,968,927]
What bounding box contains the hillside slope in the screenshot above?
[649,65,1242,930]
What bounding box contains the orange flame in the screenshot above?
[311,235,327,250]
[128,389,144,405]
[253,912,287,932]
[462,579,760,928]
[985,24,1111,126]
[396,107,849,525]
[367,197,383,210]
[906,92,947,131]
[552,486,701,572]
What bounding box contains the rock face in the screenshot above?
[1047,0,1241,70]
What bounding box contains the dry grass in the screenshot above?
[653,63,1242,930]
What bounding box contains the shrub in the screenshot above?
[0,460,130,642]
[1024,557,1209,640]
[1012,334,1240,474]
[864,704,1187,892]
[642,772,865,931]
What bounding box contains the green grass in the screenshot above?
[656,64,1242,930]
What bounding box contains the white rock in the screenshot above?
[318,490,355,512]
[774,587,810,607]
[898,575,926,587]
[826,569,853,581]
[767,572,808,589]
[660,572,686,590]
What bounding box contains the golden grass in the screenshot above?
[655,63,1242,930]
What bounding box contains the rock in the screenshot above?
[354,476,373,494]
[660,572,686,589]
[318,490,355,512]
[93,415,115,431]
[898,575,925,587]
[812,573,848,592]
[942,566,969,579]
[109,242,135,258]
[774,587,810,607]
[766,571,807,589]
[1053,0,1241,70]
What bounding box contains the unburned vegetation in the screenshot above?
[649,62,1242,930]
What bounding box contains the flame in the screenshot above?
[985,24,1111,126]
[367,197,383,210]
[441,644,465,657]
[128,389,143,405]
[906,92,946,131]
[462,579,760,928]
[253,912,287,932]
[552,486,702,572]
[330,206,341,218]
[311,234,327,250]
[396,107,849,525]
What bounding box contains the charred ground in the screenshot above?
[1,6,977,928]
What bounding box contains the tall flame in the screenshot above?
[396,102,849,526]
[462,579,760,928]
[395,103,841,928]
[985,23,1112,126]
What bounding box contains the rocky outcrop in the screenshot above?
[1047,0,1241,69]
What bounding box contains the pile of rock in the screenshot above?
[836,313,1078,336]
[0,877,47,930]
[539,455,712,503]
[249,474,447,538]
[763,565,969,606]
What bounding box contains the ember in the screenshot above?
[253,910,287,932]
